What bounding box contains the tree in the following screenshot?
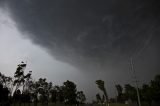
[21,71,32,105]
[33,78,52,105]
[13,89,21,105]
[96,93,102,103]
[55,85,65,103]
[0,83,10,105]
[115,84,123,102]
[96,93,105,104]
[30,81,39,106]
[95,80,108,104]
[0,72,13,97]
[50,88,57,103]
[37,78,48,105]
[150,74,160,102]
[13,62,34,106]
[76,91,86,104]
[0,72,13,90]
[63,80,77,105]
[23,71,32,91]
[13,62,27,92]
[141,84,153,106]
[123,84,137,102]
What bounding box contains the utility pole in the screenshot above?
[130,58,141,106]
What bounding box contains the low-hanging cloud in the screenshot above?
[1,0,160,100]
[1,0,160,72]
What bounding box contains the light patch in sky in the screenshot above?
[0,8,101,101]
[0,8,82,85]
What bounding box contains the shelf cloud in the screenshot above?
[1,0,160,72]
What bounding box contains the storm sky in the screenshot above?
[0,0,160,101]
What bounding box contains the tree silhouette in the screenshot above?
[13,62,27,92]
[0,62,87,106]
[0,83,10,106]
[13,89,21,106]
[63,80,77,105]
[0,72,13,90]
[141,84,153,106]
[151,74,160,102]
[76,91,86,104]
[0,73,12,106]
[22,71,32,105]
[95,80,108,104]
[96,93,105,105]
[29,81,39,106]
[50,87,57,103]
[123,84,137,102]
[38,78,47,104]
[55,85,64,103]
[13,62,34,106]
[115,84,123,102]
[96,93,102,103]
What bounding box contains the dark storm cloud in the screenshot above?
[1,0,160,70]
[1,0,160,100]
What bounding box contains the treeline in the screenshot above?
[0,62,160,106]
[114,75,160,105]
[0,62,86,106]
[94,75,160,106]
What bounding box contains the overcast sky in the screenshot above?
[0,0,160,101]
